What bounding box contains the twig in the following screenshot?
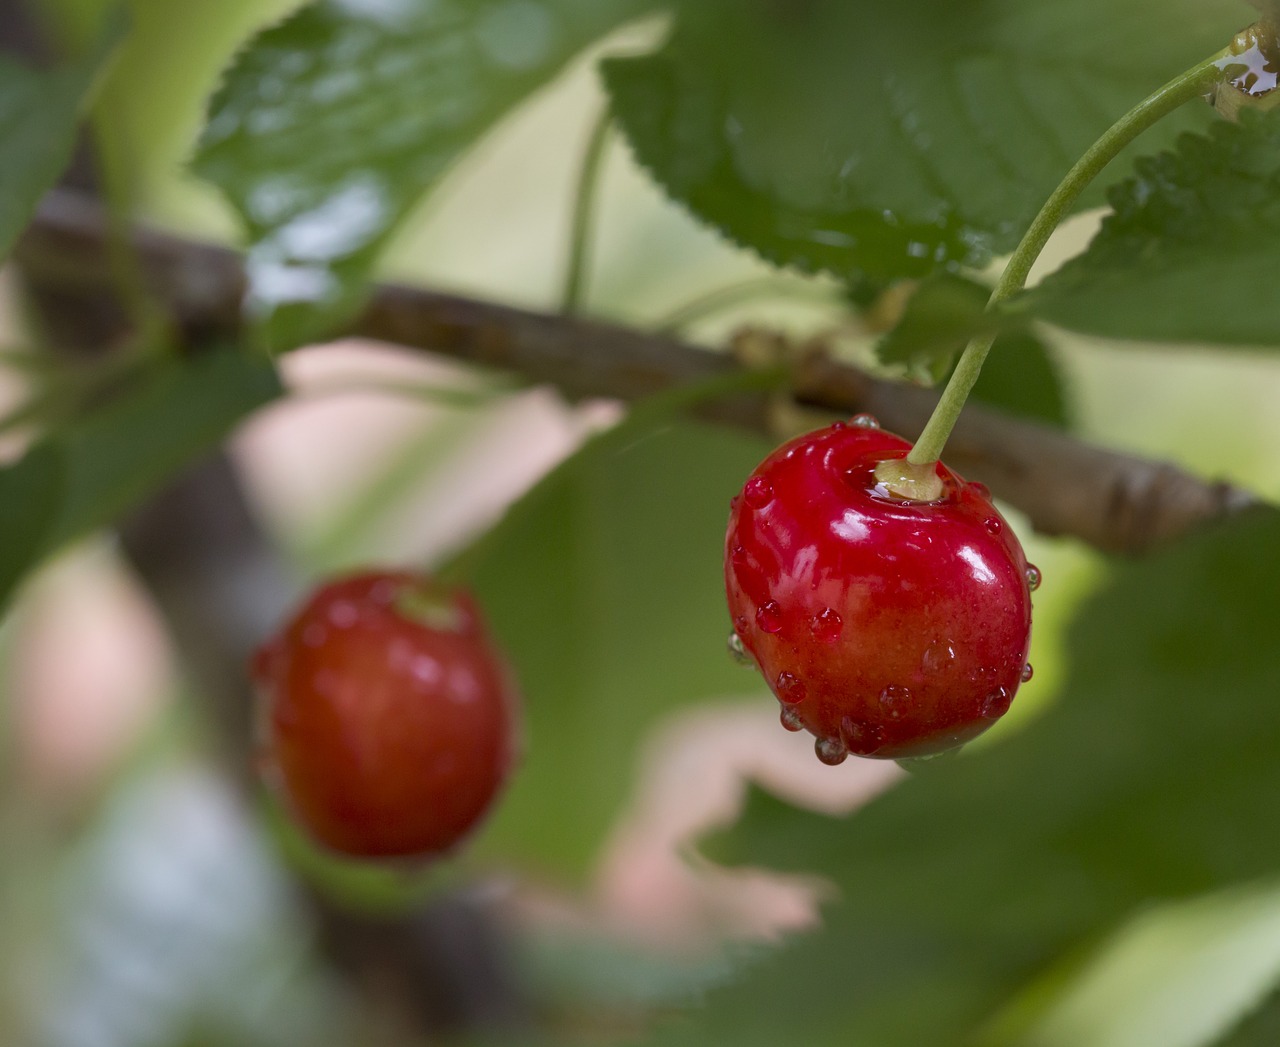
[16,190,1256,555]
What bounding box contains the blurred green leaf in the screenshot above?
[52,0,301,207]
[458,401,774,880]
[603,0,1239,283]
[1024,110,1280,346]
[516,923,733,1013]
[47,349,281,546]
[0,16,122,260]
[194,0,655,347]
[0,348,279,609]
[877,274,1069,427]
[1248,1,1280,25]
[638,506,1280,1047]
[1214,987,1280,1047]
[0,443,65,607]
[1023,883,1280,1047]
[968,332,1069,429]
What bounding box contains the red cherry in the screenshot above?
[724,421,1034,761]
[251,570,519,859]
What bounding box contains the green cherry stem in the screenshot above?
[561,108,613,315]
[900,46,1232,474]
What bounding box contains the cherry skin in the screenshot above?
[725,420,1035,762]
[251,571,519,859]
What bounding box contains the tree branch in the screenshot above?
[16,190,1255,555]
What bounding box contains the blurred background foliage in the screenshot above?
[4,0,1280,1045]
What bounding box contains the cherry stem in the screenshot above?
[561,107,613,315]
[396,585,465,632]
[902,46,1232,471]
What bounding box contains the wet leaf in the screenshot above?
[194,0,656,347]
[603,0,1240,283]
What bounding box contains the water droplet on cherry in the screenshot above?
[328,600,361,628]
[841,717,884,755]
[776,671,806,704]
[879,684,912,719]
[1025,563,1042,591]
[780,706,804,732]
[743,477,774,509]
[815,736,848,765]
[727,632,750,664]
[984,517,1003,536]
[1021,663,1034,683]
[369,579,399,605]
[810,608,843,642]
[921,640,956,673]
[756,601,783,634]
[981,687,1012,719]
[850,413,880,429]
[411,656,442,685]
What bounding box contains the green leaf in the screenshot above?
[194,0,654,347]
[968,331,1069,428]
[877,274,1069,426]
[1214,987,1280,1047]
[459,408,774,880]
[60,0,301,209]
[48,349,281,546]
[603,0,1240,283]
[0,16,122,260]
[0,349,280,610]
[0,444,65,605]
[1024,110,1280,346]
[640,507,1280,1047]
[876,275,995,382]
[1248,1,1280,26]
[1023,884,1280,1047]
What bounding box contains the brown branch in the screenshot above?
[16,189,1256,555]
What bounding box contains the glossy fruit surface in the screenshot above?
[725,420,1035,762]
[251,571,519,859]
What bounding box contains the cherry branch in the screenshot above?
[16,190,1255,555]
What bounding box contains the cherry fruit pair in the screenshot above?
[251,418,1034,862]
